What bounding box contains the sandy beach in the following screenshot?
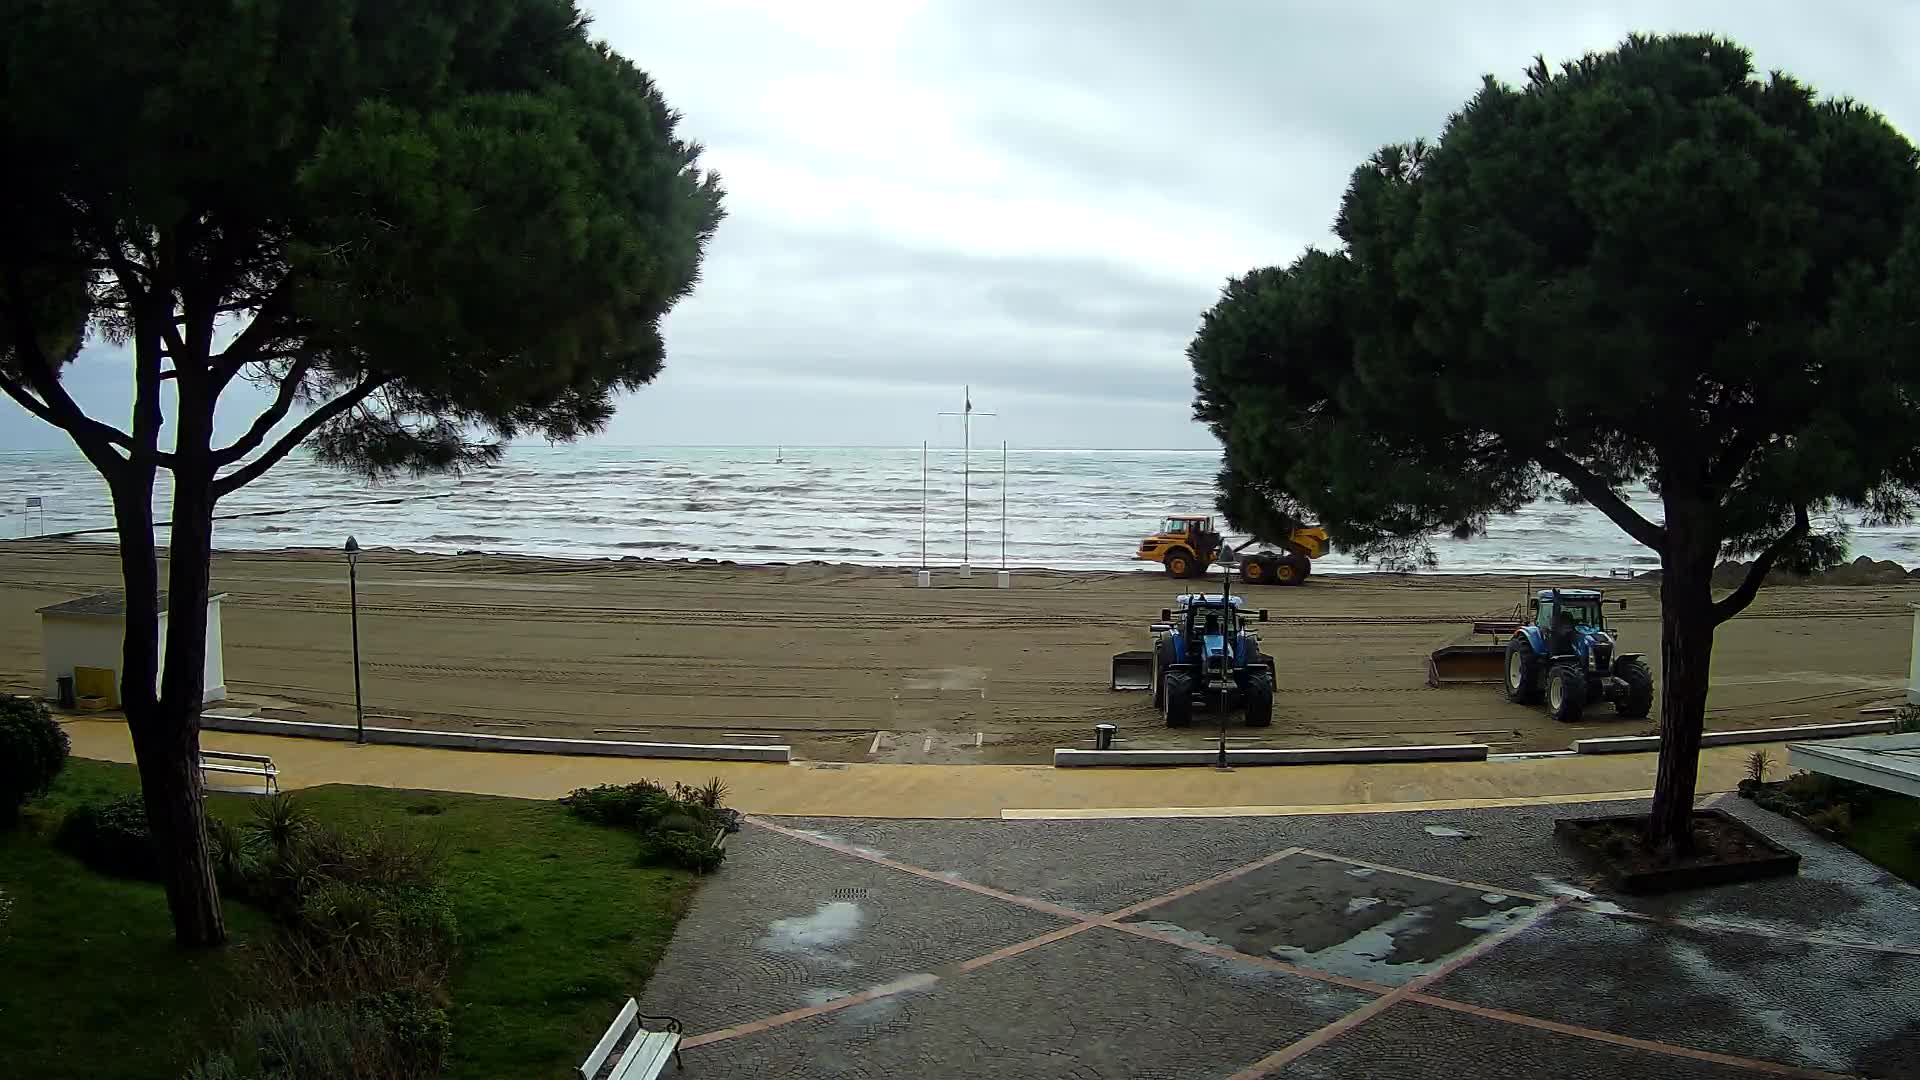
[0,541,1911,763]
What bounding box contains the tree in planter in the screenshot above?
[0,0,723,944]
[1191,33,1920,849]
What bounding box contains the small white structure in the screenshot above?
[1791,733,1920,799]
[38,591,227,706]
[1909,603,1920,705]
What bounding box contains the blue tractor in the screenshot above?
[1503,588,1654,722]
[1139,593,1274,728]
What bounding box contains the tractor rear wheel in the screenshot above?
[1504,636,1542,704]
[1615,657,1654,718]
[1243,671,1274,727]
[1242,556,1269,584]
[1151,635,1176,709]
[1163,671,1193,727]
[1163,549,1195,578]
[1546,662,1586,722]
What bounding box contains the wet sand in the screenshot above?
[0,542,1910,763]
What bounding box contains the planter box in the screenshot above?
[1554,809,1800,894]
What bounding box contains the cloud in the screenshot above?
[8,1,1919,451]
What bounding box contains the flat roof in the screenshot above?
[1788,732,1920,798]
[37,591,229,619]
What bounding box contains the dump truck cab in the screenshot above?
[1135,515,1223,579]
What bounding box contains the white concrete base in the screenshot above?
[199,713,791,762]
[1571,718,1896,755]
[1053,744,1488,767]
[996,571,1011,589]
[960,564,973,578]
[915,570,931,588]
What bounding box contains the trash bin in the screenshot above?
[1095,723,1117,751]
[56,675,75,709]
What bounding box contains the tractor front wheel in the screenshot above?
[1243,671,1274,727]
[1163,671,1193,727]
[1546,662,1587,722]
[1615,657,1654,718]
[1504,636,1541,704]
[1163,549,1194,578]
[1242,556,1268,584]
[1151,635,1176,710]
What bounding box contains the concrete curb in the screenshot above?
[1052,744,1489,768]
[199,713,791,763]
[1571,719,1896,755]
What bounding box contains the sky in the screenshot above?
[7,0,1920,452]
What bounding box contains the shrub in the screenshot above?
[675,777,729,810]
[638,828,726,874]
[250,794,315,860]
[560,781,672,828]
[0,697,69,825]
[1745,750,1773,784]
[1806,803,1854,836]
[56,794,160,879]
[187,1002,412,1080]
[359,989,450,1076]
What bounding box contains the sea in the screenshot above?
[2,445,1917,575]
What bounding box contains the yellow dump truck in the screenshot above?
[1133,515,1330,584]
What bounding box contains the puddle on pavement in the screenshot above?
[760,900,865,967]
[1130,853,1546,986]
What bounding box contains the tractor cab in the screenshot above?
[1163,515,1212,537]
[1533,589,1607,633]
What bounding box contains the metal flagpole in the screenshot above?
[921,441,928,569]
[1001,441,1007,569]
[938,386,993,567]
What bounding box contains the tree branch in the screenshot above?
[1,268,145,473]
[1712,504,1810,625]
[212,377,387,497]
[211,357,314,466]
[208,279,296,392]
[1533,443,1667,550]
[1709,427,1766,489]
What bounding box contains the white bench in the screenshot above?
[199,749,278,794]
[581,998,682,1080]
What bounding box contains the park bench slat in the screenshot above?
[609,1031,679,1080]
[580,998,640,1079]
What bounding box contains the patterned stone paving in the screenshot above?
[639,797,1920,1079]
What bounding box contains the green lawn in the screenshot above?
[2,760,697,1080]
[1845,791,1920,886]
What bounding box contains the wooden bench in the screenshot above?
[581,998,682,1080]
[199,750,278,794]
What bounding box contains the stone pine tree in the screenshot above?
[0,0,724,944]
[1192,34,1920,849]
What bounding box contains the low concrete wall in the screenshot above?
[1053,743,1488,768]
[1571,718,1896,755]
[200,713,791,763]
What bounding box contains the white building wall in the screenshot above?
[40,597,228,705]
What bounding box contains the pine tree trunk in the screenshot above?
[149,409,226,947]
[1647,508,1719,852]
[108,459,221,944]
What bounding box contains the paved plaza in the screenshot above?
[642,796,1920,1078]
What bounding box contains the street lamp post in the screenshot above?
[344,536,364,744]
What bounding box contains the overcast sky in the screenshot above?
[8,0,1919,452]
